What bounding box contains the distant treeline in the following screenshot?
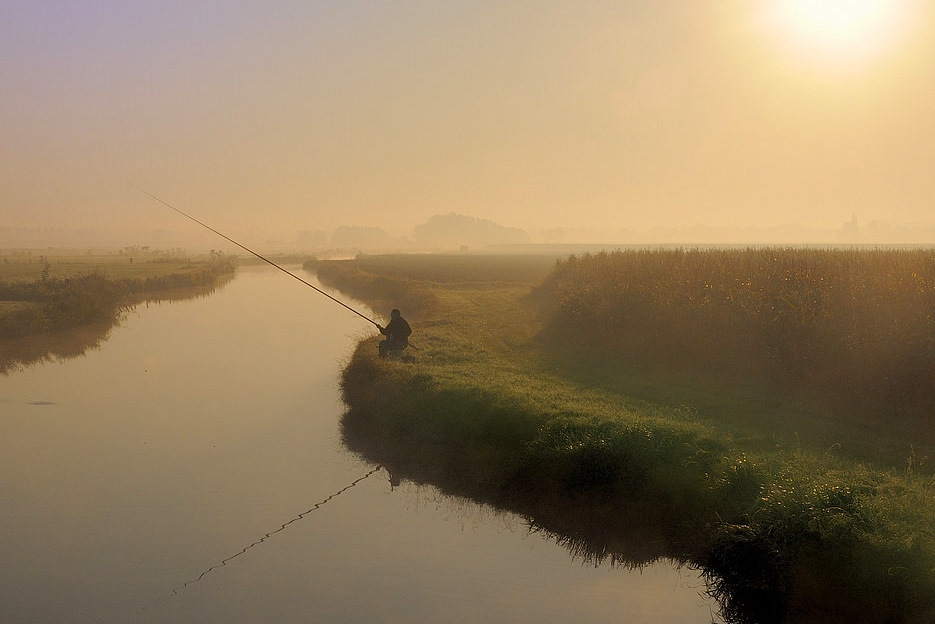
[530,248,935,419]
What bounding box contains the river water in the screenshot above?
[1,266,719,623]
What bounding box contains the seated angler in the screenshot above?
[377,308,411,358]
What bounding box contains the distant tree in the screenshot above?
[413,213,529,249]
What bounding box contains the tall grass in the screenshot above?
[531,248,935,419]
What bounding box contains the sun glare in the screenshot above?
[756,0,920,70]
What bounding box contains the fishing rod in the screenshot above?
[132,185,386,330]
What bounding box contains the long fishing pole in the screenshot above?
[132,185,382,328]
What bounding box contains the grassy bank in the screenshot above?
[0,251,235,371]
[320,252,935,624]
[0,251,235,338]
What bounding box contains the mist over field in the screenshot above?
[5,213,935,254]
[4,2,935,249]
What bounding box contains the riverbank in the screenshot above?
[316,253,935,624]
[0,251,235,371]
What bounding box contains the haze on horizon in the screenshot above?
[3,1,935,248]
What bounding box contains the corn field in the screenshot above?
[531,248,935,418]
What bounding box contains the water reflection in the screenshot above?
[340,407,702,571]
[0,322,115,374]
[341,404,933,624]
[167,466,383,599]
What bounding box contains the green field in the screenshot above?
[318,250,935,624]
[0,249,215,279]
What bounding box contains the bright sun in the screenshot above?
[756,0,920,71]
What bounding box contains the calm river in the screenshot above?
[1,266,719,623]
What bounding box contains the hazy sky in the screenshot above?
[3,1,935,244]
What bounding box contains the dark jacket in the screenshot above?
[382,316,411,344]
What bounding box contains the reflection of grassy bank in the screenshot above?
[0,252,235,372]
[321,253,935,624]
[0,322,117,374]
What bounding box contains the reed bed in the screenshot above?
[531,248,935,420]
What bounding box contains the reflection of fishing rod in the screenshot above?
[162,466,383,600]
[132,185,382,328]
